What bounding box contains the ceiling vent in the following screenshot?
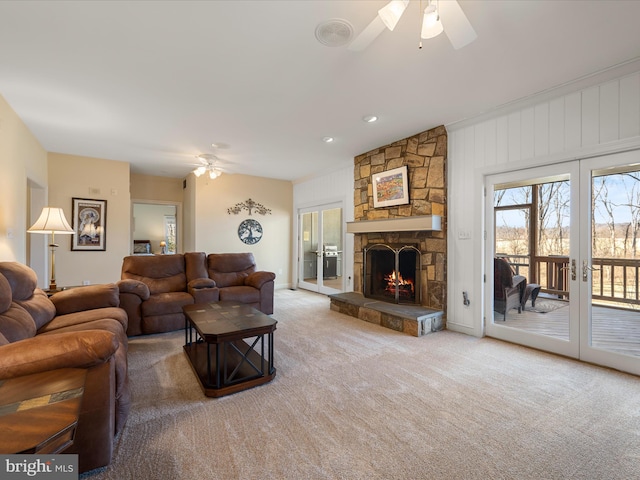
[315,19,354,47]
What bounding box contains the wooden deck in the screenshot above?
[497,297,640,357]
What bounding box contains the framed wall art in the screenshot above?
[372,165,409,208]
[71,197,107,251]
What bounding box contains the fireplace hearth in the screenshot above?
[364,244,421,304]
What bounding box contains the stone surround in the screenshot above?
[352,125,447,316]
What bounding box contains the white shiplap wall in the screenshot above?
[447,64,640,337]
[292,164,355,291]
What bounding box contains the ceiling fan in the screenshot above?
[192,153,229,180]
[348,0,476,52]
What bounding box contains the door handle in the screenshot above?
[560,260,576,281]
[582,260,601,282]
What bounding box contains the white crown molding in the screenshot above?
[447,56,640,132]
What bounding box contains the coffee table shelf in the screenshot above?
[183,302,277,398]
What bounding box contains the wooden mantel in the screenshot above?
[346,215,441,234]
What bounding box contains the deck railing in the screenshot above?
[496,254,640,309]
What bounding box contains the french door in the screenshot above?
[298,203,344,295]
[486,150,640,375]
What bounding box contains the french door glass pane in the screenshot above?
[589,167,640,356]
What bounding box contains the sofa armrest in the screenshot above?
[51,284,120,315]
[188,278,219,304]
[245,271,276,289]
[116,279,150,301]
[0,330,118,380]
[188,277,216,290]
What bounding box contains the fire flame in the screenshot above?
[384,270,414,295]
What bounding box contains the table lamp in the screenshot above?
[160,241,167,254]
[28,207,75,291]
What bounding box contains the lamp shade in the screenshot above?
[28,207,75,234]
[378,0,410,31]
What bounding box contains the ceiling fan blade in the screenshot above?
[439,0,477,50]
[348,15,386,52]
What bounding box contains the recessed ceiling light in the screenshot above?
[363,115,378,123]
[322,136,335,143]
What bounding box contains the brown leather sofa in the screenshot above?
[0,262,130,473]
[118,252,275,336]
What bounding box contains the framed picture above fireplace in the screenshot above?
[372,165,409,208]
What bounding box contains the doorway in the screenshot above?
[298,203,344,295]
[485,150,640,376]
[131,201,181,254]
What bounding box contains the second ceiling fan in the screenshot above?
[348,0,476,52]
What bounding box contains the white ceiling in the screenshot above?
[1,1,639,181]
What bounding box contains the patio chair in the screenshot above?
[494,257,526,321]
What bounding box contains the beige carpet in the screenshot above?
[82,289,640,480]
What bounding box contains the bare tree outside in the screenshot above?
[495,169,640,310]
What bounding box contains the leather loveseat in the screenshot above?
[118,252,275,337]
[0,262,130,473]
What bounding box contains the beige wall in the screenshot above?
[192,173,293,289]
[0,94,48,263]
[130,173,183,202]
[48,153,131,286]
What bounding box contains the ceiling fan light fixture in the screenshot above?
[378,0,410,31]
[421,3,444,39]
[193,153,223,180]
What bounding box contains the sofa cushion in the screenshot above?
[38,307,129,334]
[207,253,256,288]
[141,292,193,317]
[15,289,56,330]
[121,255,187,295]
[51,284,120,315]
[211,271,248,288]
[0,273,11,313]
[0,303,36,343]
[0,262,56,333]
[0,262,39,301]
[218,285,260,305]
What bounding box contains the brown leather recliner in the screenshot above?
[117,252,215,336]
[0,261,130,474]
[205,253,276,315]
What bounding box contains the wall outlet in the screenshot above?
[82,280,91,286]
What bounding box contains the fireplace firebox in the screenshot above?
[364,244,421,304]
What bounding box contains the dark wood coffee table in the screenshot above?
[183,302,277,398]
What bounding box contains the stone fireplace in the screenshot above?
[329,125,447,336]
